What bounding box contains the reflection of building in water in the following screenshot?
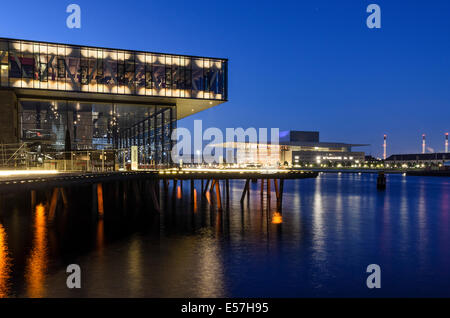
[0,224,12,298]
[25,204,48,298]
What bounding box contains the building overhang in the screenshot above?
[7,87,226,120]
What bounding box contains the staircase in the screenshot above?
[0,143,31,168]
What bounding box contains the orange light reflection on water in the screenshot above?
[194,189,198,212]
[272,212,283,224]
[205,191,211,204]
[25,204,48,298]
[0,224,12,298]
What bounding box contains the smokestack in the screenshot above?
[446,133,449,153]
[383,134,387,160]
[422,134,426,154]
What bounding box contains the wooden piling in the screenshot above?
[260,179,265,199]
[97,183,104,218]
[150,179,161,213]
[60,188,68,208]
[190,179,194,205]
[226,179,230,203]
[240,179,250,203]
[172,179,178,199]
[203,179,210,196]
[215,179,222,210]
[48,188,59,222]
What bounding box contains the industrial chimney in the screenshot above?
[383,134,387,160]
[446,133,449,153]
[422,134,426,154]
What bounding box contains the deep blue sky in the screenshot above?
[1,0,449,157]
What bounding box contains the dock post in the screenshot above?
[172,179,178,199]
[31,190,36,210]
[203,179,211,196]
[273,179,280,201]
[150,179,161,213]
[226,179,230,204]
[215,179,222,210]
[97,183,104,218]
[60,187,69,208]
[48,187,60,223]
[163,178,169,193]
[260,179,264,199]
[267,179,271,207]
[190,179,194,206]
[279,179,284,210]
[240,179,250,203]
[210,179,216,193]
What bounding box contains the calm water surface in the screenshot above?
[0,173,449,297]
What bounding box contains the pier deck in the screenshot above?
[0,169,318,193]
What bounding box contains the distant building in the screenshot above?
[219,131,367,166]
[279,131,367,165]
[386,153,450,165]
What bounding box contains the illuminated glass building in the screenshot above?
[0,38,228,165]
[219,131,366,166]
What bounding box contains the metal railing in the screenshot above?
[0,144,117,172]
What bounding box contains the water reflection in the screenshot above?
[127,237,143,297]
[312,177,326,261]
[0,174,449,297]
[25,204,48,298]
[0,223,12,298]
[272,212,282,224]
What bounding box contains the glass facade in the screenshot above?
[0,38,227,100]
[19,100,176,165]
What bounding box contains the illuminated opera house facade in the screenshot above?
[0,38,228,165]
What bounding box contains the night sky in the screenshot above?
[1,0,449,157]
